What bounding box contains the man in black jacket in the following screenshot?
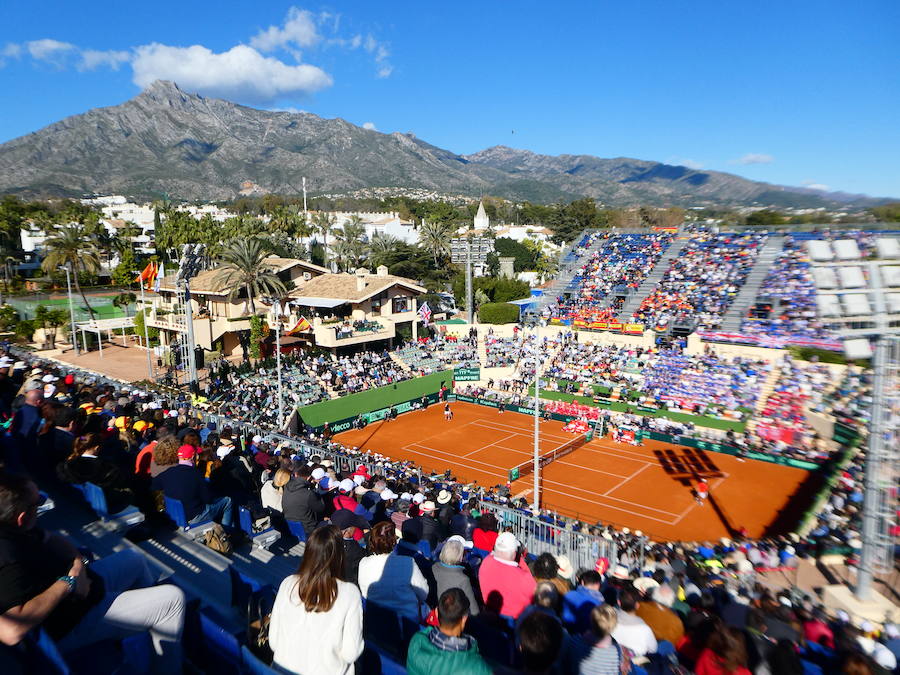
[331,509,370,585]
[281,464,325,536]
[415,501,441,551]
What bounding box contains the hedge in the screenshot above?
[478,302,519,324]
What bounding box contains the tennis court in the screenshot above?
[333,401,819,542]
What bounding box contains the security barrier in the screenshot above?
[477,500,618,572]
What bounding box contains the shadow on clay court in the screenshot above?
[761,468,825,538]
[653,447,736,536]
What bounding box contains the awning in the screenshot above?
[287,297,347,309]
[508,297,538,306]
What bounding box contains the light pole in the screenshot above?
[62,264,79,356]
[136,272,154,381]
[531,324,541,511]
[265,296,285,430]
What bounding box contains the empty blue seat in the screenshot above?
[228,566,274,610]
[163,496,213,537]
[241,645,278,675]
[238,507,281,550]
[83,482,144,529]
[285,519,307,542]
[197,613,242,675]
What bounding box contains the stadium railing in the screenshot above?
[477,500,617,573]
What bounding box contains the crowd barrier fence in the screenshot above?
[477,500,618,572]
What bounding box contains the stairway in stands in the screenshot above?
[537,231,603,314]
[616,230,690,322]
[719,235,786,333]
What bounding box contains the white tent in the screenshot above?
[833,239,862,261]
[816,295,842,317]
[812,267,838,289]
[841,293,871,316]
[805,240,833,262]
[880,265,900,288]
[838,266,866,289]
[875,238,900,259]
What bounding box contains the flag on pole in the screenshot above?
[152,262,162,292]
[134,262,154,285]
[418,301,432,326]
[286,316,311,334]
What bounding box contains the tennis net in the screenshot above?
[507,433,588,482]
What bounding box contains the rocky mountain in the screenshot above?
[0,81,889,207]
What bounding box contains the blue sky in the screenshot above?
[1,1,898,198]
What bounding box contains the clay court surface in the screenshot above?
[335,401,819,542]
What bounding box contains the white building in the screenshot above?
[328,211,418,244]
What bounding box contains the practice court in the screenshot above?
[334,401,818,542]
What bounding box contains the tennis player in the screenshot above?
[695,479,709,505]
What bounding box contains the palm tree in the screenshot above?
[368,231,401,259]
[311,212,337,266]
[332,219,369,271]
[215,238,287,314]
[112,291,137,317]
[41,224,101,320]
[418,220,453,268]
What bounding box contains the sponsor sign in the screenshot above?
[454,366,481,382]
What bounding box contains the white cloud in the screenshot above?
[250,7,320,52]
[362,121,376,130]
[667,157,703,170]
[732,153,774,165]
[802,180,830,192]
[26,38,75,65]
[362,35,392,78]
[1,43,22,58]
[131,43,332,104]
[78,49,131,72]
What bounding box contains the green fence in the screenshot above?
[298,370,453,429]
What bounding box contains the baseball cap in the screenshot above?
[177,445,196,460]
[216,446,233,459]
[595,557,610,574]
[381,488,399,501]
[252,435,263,444]
[339,478,355,493]
[331,509,370,532]
[311,468,326,481]
[494,531,519,553]
[447,534,473,549]
[412,493,425,504]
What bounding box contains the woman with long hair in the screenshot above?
[269,526,363,674]
[695,625,751,675]
[57,432,134,514]
[357,520,428,620]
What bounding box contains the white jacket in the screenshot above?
[269,575,364,675]
[357,551,428,620]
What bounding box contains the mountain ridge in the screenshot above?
[0,80,891,207]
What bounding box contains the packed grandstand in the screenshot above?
[0,225,898,675]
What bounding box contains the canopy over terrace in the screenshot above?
[75,316,135,358]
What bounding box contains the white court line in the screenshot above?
[602,463,651,496]
[670,474,729,525]
[466,433,520,458]
[470,419,576,444]
[537,475,680,518]
[405,442,510,476]
[491,446,631,479]
[536,482,679,524]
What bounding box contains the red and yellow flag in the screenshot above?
[286,316,311,334]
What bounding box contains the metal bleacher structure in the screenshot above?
[803,235,900,338]
[616,227,689,322]
[719,234,786,332]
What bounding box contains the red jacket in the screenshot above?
[477,554,535,618]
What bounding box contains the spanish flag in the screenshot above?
[134,262,154,285]
[286,316,311,334]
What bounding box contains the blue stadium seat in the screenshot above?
[465,614,519,669]
[238,507,281,550]
[285,519,307,542]
[196,613,242,675]
[163,496,215,540]
[363,601,405,659]
[228,566,274,610]
[83,482,144,529]
[241,645,278,675]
